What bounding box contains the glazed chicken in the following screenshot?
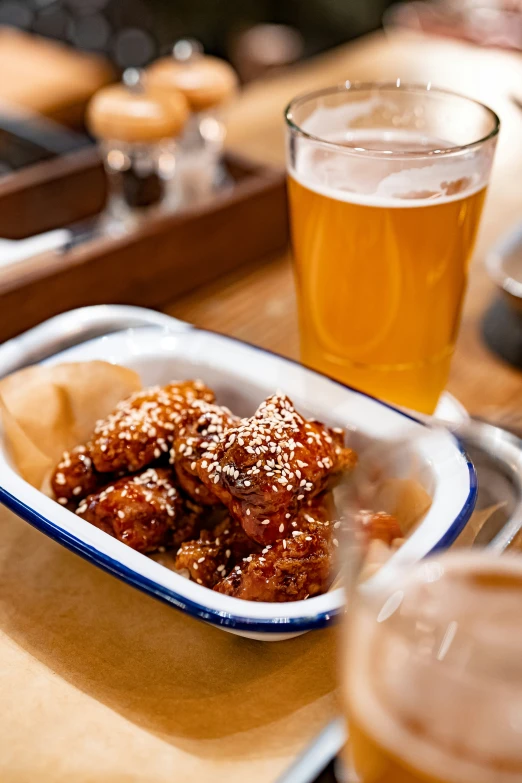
[214,499,335,602]
[51,444,102,505]
[90,380,214,474]
[49,377,406,602]
[170,400,240,505]
[195,393,356,545]
[75,467,198,553]
[175,516,260,587]
[359,510,403,546]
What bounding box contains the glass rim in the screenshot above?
[284,81,500,158]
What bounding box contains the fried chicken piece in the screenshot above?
[170,400,240,505]
[176,516,260,587]
[90,380,215,474]
[195,393,356,545]
[358,510,403,546]
[51,444,101,505]
[76,467,197,553]
[214,501,335,602]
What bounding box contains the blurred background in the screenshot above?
[2,0,522,361]
[1,0,522,124]
[2,0,522,77]
[0,0,396,73]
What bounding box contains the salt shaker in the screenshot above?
[87,68,189,229]
[147,40,238,204]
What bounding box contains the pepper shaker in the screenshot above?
[87,68,189,229]
[147,40,238,204]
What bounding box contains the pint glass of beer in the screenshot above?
[285,84,499,413]
[343,550,522,783]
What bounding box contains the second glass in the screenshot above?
[285,83,499,413]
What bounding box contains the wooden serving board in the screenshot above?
[0,150,289,342]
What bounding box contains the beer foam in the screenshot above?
[299,98,387,138]
[290,129,488,208]
[346,553,522,783]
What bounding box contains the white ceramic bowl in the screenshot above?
[0,306,477,641]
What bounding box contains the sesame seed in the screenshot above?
[333,538,339,547]
[226,549,231,558]
[244,480,251,487]
[279,523,284,533]
[57,498,68,505]
[305,536,312,541]
[262,520,270,525]
[283,540,287,549]
[297,494,304,500]
[197,557,205,563]
[334,521,341,529]
[117,510,125,519]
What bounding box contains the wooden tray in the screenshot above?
[0,149,289,342]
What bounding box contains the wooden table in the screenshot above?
[168,28,522,425]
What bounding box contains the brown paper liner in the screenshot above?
[0,361,141,490]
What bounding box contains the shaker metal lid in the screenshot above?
[147,50,238,112]
[87,69,189,143]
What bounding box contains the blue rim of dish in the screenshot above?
[0,323,478,633]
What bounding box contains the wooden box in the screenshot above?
[0,149,289,342]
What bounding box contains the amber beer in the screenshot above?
[288,167,485,413]
[285,86,499,413]
[343,553,522,783]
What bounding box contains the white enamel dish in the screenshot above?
[0,306,477,641]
